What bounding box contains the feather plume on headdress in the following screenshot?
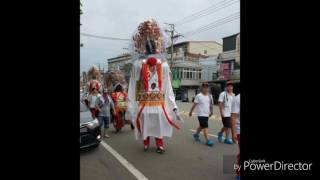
[87,65,101,81]
[86,65,102,93]
[104,70,128,92]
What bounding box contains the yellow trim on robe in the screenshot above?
[139,100,164,107]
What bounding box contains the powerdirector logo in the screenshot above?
[223,156,313,174]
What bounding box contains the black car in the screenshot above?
[80,102,102,148]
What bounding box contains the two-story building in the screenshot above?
[211,33,240,96]
[169,41,222,102]
[217,33,240,81]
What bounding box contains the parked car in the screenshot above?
[80,101,102,148]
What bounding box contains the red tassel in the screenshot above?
[161,104,179,130]
[142,63,149,91]
[96,82,99,91]
[136,105,145,134]
[157,63,162,90]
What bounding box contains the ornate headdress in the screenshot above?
[132,19,166,55]
[87,65,101,81]
[103,70,127,93]
[87,65,102,93]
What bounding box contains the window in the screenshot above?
[204,50,207,54]
[183,45,187,53]
[223,35,237,52]
[174,68,178,79]
[180,68,203,80]
[234,62,240,70]
[172,68,177,79]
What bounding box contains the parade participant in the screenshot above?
[231,93,240,180]
[103,70,128,132]
[189,82,214,146]
[111,83,134,132]
[217,81,235,144]
[96,88,115,138]
[83,66,103,107]
[126,19,182,154]
[88,88,101,118]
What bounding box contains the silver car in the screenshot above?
[80,101,102,148]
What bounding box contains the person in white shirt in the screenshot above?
[96,88,115,138]
[217,81,235,144]
[231,93,240,180]
[189,82,214,146]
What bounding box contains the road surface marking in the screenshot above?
[101,141,149,180]
[189,129,218,138]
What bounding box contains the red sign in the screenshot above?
[219,62,231,80]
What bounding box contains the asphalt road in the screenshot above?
[80,102,238,180]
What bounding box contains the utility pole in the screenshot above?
[169,24,174,68]
[165,23,182,68]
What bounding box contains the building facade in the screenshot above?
[170,41,222,57]
[217,33,240,81]
[207,33,240,97]
[199,55,218,82]
[169,41,222,102]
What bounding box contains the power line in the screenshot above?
[185,16,239,37]
[177,0,239,26]
[183,12,239,35]
[175,0,239,26]
[81,33,130,41]
[183,12,240,37]
[175,0,232,24]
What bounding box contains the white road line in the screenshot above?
[100,141,148,180]
[189,129,218,138]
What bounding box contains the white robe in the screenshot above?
[125,59,178,140]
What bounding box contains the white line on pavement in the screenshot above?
[100,141,149,180]
[189,129,218,138]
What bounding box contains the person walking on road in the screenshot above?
[217,81,235,144]
[111,84,134,132]
[88,87,101,119]
[96,88,115,138]
[189,82,214,146]
[231,93,240,180]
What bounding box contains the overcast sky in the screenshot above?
[80,0,240,73]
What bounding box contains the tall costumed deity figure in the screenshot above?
[126,19,183,154]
